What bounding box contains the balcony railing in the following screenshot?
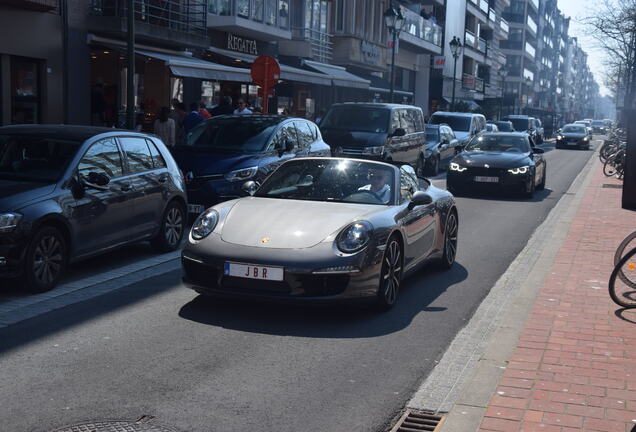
[488,9,496,22]
[462,73,475,90]
[478,37,487,53]
[500,18,509,33]
[90,0,207,34]
[479,0,489,14]
[292,27,332,63]
[465,30,476,47]
[475,77,485,92]
[400,6,442,47]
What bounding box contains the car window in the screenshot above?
[294,121,314,148]
[119,137,154,174]
[411,109,424,131]
[145,139,167,169]
[270,123,298,150]
[391,110,401,132]
[77,138,123,179]
[321,107,390,133]
[308,122,319,140]
[400,110,416,134]
[400,165,419,202]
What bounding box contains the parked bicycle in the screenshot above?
[602,143,626,179]
[609,231,636,308]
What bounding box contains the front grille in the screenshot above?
[341,148,363,155]
[296,274,349,296]
[221,276,291,295]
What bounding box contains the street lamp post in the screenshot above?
[449,36,463,112]
[126,0,135,130]
[498,66,507,120]
[384,3,405,103]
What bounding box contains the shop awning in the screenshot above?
[302,60,370,89]
[206,47,332,86]
[136,49,252,83]
[442,97,481,111]
[367,76,414,97]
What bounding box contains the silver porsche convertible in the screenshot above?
[181,158,458,310]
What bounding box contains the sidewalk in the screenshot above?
[476,161,636,431]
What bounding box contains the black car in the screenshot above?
[320,103,427,172]
[494,121,515,132]
[555,124,591,150]
[502,115,540,143]
[447,132,546,198]
[424,124,459,175]
[0,125,188,292]
[172,115,330,214]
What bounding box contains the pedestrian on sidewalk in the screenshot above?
[198,102,212,119]
[153,106,176,148]
[234,98,253,115]
[183,102,205,135]
[209,96,234,117]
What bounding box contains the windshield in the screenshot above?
[425,126,439,141]
[184,117,279,152]
[495,122,513,131]
[255,159,395,205]
[430,115,471,132]
[506,118,529,131]
[562,125,586,133]
[465,135,530,153]
[0,134,80,182]
[320,107,389,133]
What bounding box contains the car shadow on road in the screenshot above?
[177,262,469,339]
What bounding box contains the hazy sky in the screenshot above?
[557,0,611,95]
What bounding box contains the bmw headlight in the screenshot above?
[583,137,589,141]
[336,221,373,253]
[557,135,563,140]
[0,212,22,233]
[449,162,468,172]
[362,146,384,156]
[191,209,219,240]
[507,166,529,175]
[224,166,258,182]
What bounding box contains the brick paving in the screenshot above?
[478,160,636,432]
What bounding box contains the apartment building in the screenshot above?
[432,0,510,117]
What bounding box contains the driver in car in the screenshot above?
[358,168,391,203]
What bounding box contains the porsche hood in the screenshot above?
[220,197,380,249]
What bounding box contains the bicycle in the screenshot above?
[609,246,636,308]
[602,145,625,179]
[615,231,636,289]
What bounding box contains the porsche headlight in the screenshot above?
[0,212,22,233]
[450,162,468,172]
[224,166,258,182]
[336,221,373,253]
[507,166,529,175]
[191,209,219,240]
[362,146,384,156]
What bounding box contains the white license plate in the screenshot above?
[188,204,204,214]
[567,141,579,145]
[474,176,499,183]
[224,262,284,281]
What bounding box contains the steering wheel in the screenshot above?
[355,189,383,202]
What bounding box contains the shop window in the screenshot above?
[265,0,277,25]
[209,0,230,15]
[11,57,40,124]
[237,0,249,17]
[252,0,263,21]
[279,0,289,28]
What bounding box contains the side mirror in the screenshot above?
[392,128,406,137]
[408,191,433,210]
[532,147,544,154]
[241,180,259,196]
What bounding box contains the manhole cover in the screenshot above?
[51,420,178,432]
[390,410,445,432]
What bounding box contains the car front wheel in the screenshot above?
[23,226,68,293]
[376,236,403,311]
[440,211,458,269]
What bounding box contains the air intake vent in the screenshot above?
[390,410,445,432]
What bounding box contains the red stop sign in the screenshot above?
[251,56,281,87]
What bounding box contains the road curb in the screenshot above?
[405,145,600,430]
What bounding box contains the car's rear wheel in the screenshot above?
[151,201,186,253]
[23,226,68,293]
[376,236,403,311]
[440,211,458,269]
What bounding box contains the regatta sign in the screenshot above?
[227,33,259,56]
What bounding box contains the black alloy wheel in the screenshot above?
[152,201,186,253]
[537,163,547,190]
[376,236,403,311]
[440,211,458,269]
[523,173,536,199]
[24,226,68,293]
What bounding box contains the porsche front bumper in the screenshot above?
[181,235,384,302]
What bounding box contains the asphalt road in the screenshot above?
[0,141,598,432]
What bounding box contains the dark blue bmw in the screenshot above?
[172,115,330,215]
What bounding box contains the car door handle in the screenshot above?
[158,175,169,183]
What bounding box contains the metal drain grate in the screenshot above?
[602,184,623,189]
[51,420,178,432]
[390,410,445,432]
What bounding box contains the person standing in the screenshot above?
[198,102,212,119]
[183,102,205,135]
[233,98,253,115]
[153,106,176,148]
[209,96,234,117]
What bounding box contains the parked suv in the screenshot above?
[173,115,330,215]
[502,115,540,143]
[429,112,487,145]
[0,125,188,293]
[320,103,427,171]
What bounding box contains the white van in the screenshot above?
[429,112,487,145]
